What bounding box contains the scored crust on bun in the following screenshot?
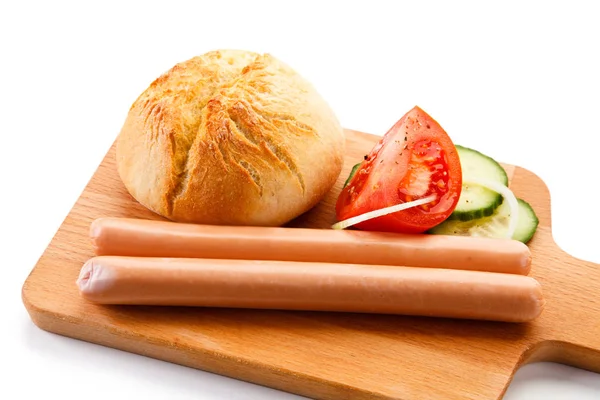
[116,49,345,226]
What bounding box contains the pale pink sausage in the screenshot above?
[77,256,545,323]
[90,217,532,275]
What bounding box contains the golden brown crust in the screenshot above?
[116,49,345,226]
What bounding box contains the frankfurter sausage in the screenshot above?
[77,256,545,323]
[90,217,532,275]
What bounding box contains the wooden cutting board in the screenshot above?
[21,128,600,400]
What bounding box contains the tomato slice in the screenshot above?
[335,106,462,234]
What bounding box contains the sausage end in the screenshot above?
[519,242,533,276]
[514,277,545,323]
[89,217,122,256]
[77,257,117,301]
[528,278,546,320]
[89,218,105,255]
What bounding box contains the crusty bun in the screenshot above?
[116,49,345,226]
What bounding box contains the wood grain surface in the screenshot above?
[21,129,600,400]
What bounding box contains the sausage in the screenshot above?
[90,217,532,275]
[77,256,545,323]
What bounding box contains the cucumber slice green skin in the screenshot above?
[428,198,539,243]
[449,185,504,221]
[512,199,539,243]
[449,145,509,222]
[343,163,362,188]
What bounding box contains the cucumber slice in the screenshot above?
[429,198,539,243]
[450,145,509,221]
[512,199,540,243]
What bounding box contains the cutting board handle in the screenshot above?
[522,248,600,375]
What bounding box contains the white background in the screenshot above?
[2,0,600,399]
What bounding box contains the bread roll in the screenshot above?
[116,49,345,226]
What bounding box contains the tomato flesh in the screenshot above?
[335,106,462,234]
[398,139,450,209]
